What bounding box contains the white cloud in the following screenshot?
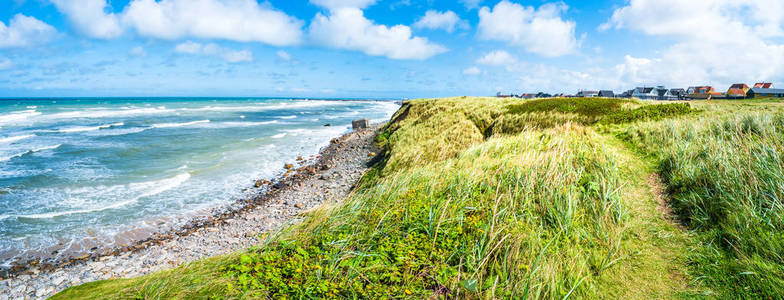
[308,8,447,60]
[122,0,302,46]
[0,58,12,70]
[463,66,481,75]
[0,14,57,48]
[477,50,516,66]
[478,1,577,57]
[603,0,784,89]
[51,0,303,46]
[51,0,123,39]
[175,41,253,63]
[277,50,292,61]
[310,0,377,10]
[129,46,146,57]
[413,10,463,33]
[460,0,482,10]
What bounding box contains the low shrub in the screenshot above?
[600,103,694,125]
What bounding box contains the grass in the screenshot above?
[615,106,784,298]
[54,97,784,299]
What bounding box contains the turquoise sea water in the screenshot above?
[0,98,399,267]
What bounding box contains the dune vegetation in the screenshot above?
[54,97,784,299]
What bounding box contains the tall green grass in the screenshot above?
[619,111,784,297]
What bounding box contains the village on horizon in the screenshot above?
[499,82,784,100]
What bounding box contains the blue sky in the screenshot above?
[1,0,783,98]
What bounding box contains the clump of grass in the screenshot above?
[505,98,635,125]
[618,112,784,297]
[599,103,695,125]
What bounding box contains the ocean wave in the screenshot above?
[203,120,278,129]
[0,144,62,162]
[271,133,287,139]
[57,122,124,133]
[0,110,42,125]
[278,115,297,119]
[47,107,174,120]
[0,134,35,144]
[151,120,210,129]
[10,173,191,219]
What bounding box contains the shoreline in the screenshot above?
[0,124,383,299]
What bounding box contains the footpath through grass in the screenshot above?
[55,97,784,299]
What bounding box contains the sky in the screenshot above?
[0,0,783,98]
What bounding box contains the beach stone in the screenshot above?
[352,119,369,130]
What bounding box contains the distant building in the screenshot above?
[754,82,773,88]
[576,90,599,97]
[632,87,658,100]
[688,86,718,99]
[521,93,536,99]
[496,92,513,98]
[598,90,615,98]
[655,86,677,100]
[669,88,687,100]
[726,83,751,98]
[536,92,552,98]
[748,87,784,98]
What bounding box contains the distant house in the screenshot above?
[726,83,750,98]
[536,92,552,98]
[654,86,677,100]
[688,86,718,99]
[669,88,687,100]
[521,93,536,99]
[576,90,599,97]
[598,90,615,98]
[497,92,513,98]
[748,87,784,98]
[754,82,773,88]
[632,87,658,100]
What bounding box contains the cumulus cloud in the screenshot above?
[463,66,481,75]
[51,0,123,39]
[477,50,516,66]
[0,14,57,48]
[51,0,303,46]
[308,7,447,60]
[603,0,784,88]
[175,41,253,63]
[413,10,465,33]
[477,1,577,57]
[310,0,377,10]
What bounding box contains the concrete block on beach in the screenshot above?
[352,119,369,130]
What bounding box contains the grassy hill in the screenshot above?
[54,97,784,299]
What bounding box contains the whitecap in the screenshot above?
[0,110,41,125]
[13,173,191,219]
[150,120,210,129]
[278,115,297,119]
[0,134,35,144]
[0,144,61,162]
[271,133,286,139]
[57,122,124,133]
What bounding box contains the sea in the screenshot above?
[0,97,399,268]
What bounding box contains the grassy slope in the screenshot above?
[55,97,783,299]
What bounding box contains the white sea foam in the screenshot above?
[57,122,124,133]
[278,115,297,119]
[0,144,62,162]
[0,134,35,144]
[0,110,41,125]
[47,107,173,120]
[151,120,210,129]
[271,133,287,139]
[12,173,191,219]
